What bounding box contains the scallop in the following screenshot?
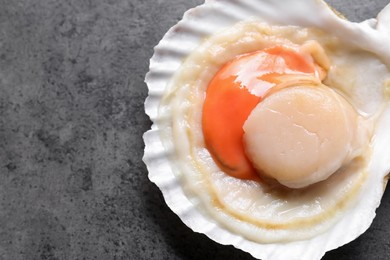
[144,1,390,259]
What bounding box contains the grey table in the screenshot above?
[1,0,390,259]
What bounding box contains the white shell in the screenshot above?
[144,1,390,259]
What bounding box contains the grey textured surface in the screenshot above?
[0,0,390,259]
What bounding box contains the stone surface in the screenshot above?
[0,0,390,259]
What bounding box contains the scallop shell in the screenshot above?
[143,1,390,259]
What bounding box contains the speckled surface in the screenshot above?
[0,0,390,259]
